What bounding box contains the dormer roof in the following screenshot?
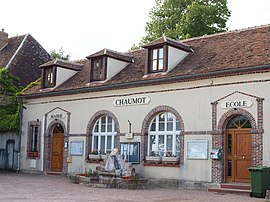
[86,48,133,63]
[22,25,270,98]
[142,36,193,52]
[40,59,83,71]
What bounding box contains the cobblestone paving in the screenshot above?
[0,172,264,202]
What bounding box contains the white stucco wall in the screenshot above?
[20,71,270,181]
[56,67,78,87]
[168,46,189,72]
[106,58,129,81]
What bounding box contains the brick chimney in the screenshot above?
[0,29,8,50]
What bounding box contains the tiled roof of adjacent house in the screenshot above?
[0,33,51,87]
[22,25,270,97]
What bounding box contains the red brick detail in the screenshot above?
[141,105,185,164]
[86,110,120,157]
[212,106,263,183]
[44,119,69,174]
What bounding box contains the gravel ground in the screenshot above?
[0,172,264,202]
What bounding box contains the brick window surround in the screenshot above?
[211,97,264,183]
[141,105,185,164]
[27,121,41,159]
[86,110,120,157]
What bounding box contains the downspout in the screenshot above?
[17,100,23,172]
[40,115,45,172]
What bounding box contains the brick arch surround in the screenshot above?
[212,108,263,183]
[141,105,185,164]
[86,110,120,156]
[44,119,68,173]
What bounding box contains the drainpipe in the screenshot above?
[40,115,45,172]
[17,101,23,172]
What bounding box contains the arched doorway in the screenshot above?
[51,124,64,172]
[225,115,252,183]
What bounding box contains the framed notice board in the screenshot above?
[70,141,84,156]
[120,142,140,164]
[187,140,208,160]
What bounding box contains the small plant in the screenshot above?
[86,169,99,177]
[90,149,99,155]
[149,151,159,156]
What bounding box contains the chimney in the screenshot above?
[0,29,8,50]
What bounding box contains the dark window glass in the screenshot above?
[44,68,54,87]
[150,47,164,72]
[92,58,103,81]
[226,115,251,129]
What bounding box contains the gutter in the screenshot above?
[21,64,270,99]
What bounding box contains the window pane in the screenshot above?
[152,49,158,59]
[149,135,157,154]
[150,118,156,131]
[152,60,157,71]
[101,116,106,132]
[94,120,99,132]
[167,113,173,131]
[166,135,173,153]
[107,136,112,153]
[158,59,163,70]
[176,120,180,131]
[93,136,98,151]
[107,117,112,132]
[158,135,165,156]
[159,48,163,59]
[100,136,105,153]
[158,113,165,131]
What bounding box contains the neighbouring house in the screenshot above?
[20,25,270,188]
[0,29,51,170]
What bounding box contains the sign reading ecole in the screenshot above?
[221,100,253,109]
[113,96,151,107]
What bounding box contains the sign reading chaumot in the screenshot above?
[221,100,253,109]
[114,96,151,107]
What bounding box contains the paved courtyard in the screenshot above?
[0,172,264,202]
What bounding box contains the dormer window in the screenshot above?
[150,47,164,72]
[91,58,105,81]
[43,67,56,88]
[143,36,193,75]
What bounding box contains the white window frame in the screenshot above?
[148,112,180,156]
[92,115,116,154]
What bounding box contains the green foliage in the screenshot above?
[138,0,231,45]
[50,47,70,61]
[0,68,22,132]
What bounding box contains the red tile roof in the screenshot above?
[22,25,270,98]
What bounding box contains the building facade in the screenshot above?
[20,25,270,184]
[0,29,51,170]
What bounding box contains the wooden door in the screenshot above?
[51,133,64,172]
[6,140,15,170]
[225,129,251,182]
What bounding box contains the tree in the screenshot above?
[50,47,70,61]
[140,0,231,45]
[0,68,22,132]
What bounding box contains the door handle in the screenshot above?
[234,155,237,159]
[243,156,246,159]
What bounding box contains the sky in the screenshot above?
[1,0,270,60]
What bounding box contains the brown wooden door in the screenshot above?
[225,129,251,182]
[51,133,64,172]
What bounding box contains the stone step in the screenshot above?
[220,183,251,190]
[208,187,250,195]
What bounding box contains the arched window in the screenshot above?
[92,115,116,154]
[226,115,251,129]
[148,112,180,157]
